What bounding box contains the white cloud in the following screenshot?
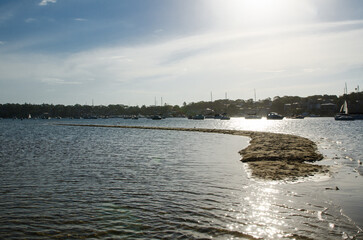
[41,77,81,85]
[1,20,363,104]
[39,0,56,6]
[0,41,5,45]
[25,18,36,23]
[74,18,87,22]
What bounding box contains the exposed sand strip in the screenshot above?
[56,124,327,180]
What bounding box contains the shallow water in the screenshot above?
[0,117,362,239]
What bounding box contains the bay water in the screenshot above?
[0,117,362,239]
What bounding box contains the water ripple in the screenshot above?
[0,119,362,239]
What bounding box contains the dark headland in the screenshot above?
[57,124,327,180]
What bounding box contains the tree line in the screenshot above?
[0,92,362,119]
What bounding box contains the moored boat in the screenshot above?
[214,114,222,119]
[267,112,284,120]
[151,115,162,120]
[245,89,262,119]
[220,115,230,120]
[335,101,354,121]
[192,114,205,120]
[335,113,354,121]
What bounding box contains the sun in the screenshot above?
[207,0,309,30]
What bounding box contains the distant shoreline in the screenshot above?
[56,124,327,180]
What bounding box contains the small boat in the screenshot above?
[267,112,284,120]
[193,114,205,120]
[151,115,162,120]
[335,101,354,121]
[214,114,222,119]
[220,115,230,120]
[245,89,262,119]
[335,114,354,121]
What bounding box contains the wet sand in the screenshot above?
[57,124,327,180]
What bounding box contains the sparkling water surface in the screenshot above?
[0,117,362,239]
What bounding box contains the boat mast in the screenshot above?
[341,83,349,114]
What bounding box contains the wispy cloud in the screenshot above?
[41,77,81,85]
[1,20,363,104]
[25,18,36,23]
[39,0,57,6]
[0,11,13,23]
[154,29,164,34]
[74,18,87,22]
[0,41,5,45]
[56,21,363,90]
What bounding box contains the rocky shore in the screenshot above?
[57,124,327,180]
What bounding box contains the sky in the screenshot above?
[0,0,362,106]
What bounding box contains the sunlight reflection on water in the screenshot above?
[228,117,276,132]
[226,182,291,239]
[243,185,287,239]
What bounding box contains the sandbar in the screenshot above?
[56,124,327,180]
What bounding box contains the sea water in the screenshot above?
[0,117,362,239]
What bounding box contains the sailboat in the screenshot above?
[245,89,262,119]
[335,100,354,121]
[335,83,354,121]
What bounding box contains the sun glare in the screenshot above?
[209,0,312,29]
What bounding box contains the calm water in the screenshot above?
[0,117,362,239]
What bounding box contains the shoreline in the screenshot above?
[56,124,327,180]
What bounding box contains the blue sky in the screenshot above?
[0,0,362,106]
